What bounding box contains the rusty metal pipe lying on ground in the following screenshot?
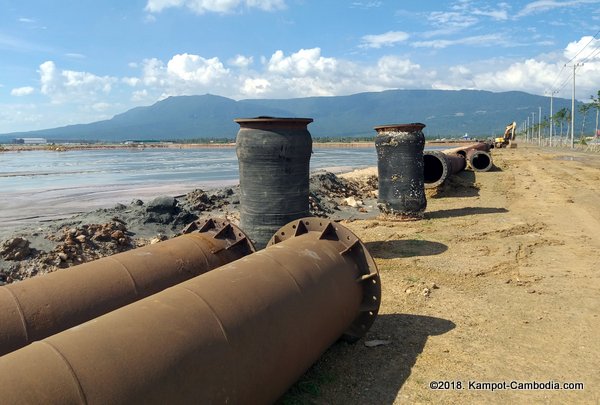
[0,218,380,404]
[0,218,254,357]
[443,141,491,157]
[466,149,494,172]
[442,142,493,172]
[423,150,466,188]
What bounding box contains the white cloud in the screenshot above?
[38,61,117,104]
[167,53,229,83]
[267,48,337,76]
[18,17,36,23]
[472,8,508,20]
[0,103,43,132]
[516,0,600,18]
[350,1,382,9]
[127,48,432,100]
[360,31,409,49]
[427,11,478,28]
[145,0,285,14]
[11,86,35,96]
[241,78,271,95]
[136,54,232,97]
[412,34,505,49]
[564,36,600,62]
[229,54,254,68]
[123,77,141,86]
[132,89,150,102]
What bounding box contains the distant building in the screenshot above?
[14,138,48,145]
[123,140,163,145]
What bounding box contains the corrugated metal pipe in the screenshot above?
[0,218,380,405]
[374,123,427,219]
[0,218,254,357]
[423,150,466,188]
[235,117,313,249]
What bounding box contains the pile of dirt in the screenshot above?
[309,170,378,216]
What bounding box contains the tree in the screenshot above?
[553,108,569,138]
[579,102,593,136]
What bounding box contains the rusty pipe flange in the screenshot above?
[182,217,255,256]
[267,217,381,342]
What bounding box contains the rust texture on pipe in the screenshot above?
[0,218,380,405]
[443,141,491,157]
[0,217,254,357]
[467,149,494,172]
[423,150,466,188]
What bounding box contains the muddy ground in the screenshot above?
[1,144,599,404]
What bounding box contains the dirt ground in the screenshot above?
[284,144,600,404]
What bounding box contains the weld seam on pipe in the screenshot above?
[260,251,306,293]
[177,286,230,344]
[104,256,140,296]
[41,340,88,403]
[1,288,29,343]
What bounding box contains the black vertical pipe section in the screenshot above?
[235,117,313,249]
[374,123,427,219]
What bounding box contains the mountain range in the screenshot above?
[0,89,586,142]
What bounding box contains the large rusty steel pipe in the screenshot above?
[466,149,494,172]
[0,218,254,357]
[442,142,493,172]
[0,218,380,404]
[423,151,466,188]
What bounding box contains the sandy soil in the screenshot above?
[284,144,600,404]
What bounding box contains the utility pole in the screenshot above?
[538,106,542,146]
[526,116,530,143]
[546,90,558,147]
[531,112,535,144]
[567,62,584,148]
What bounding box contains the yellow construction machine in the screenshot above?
[494,121,517,148]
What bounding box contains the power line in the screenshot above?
[564,29,600,65]
[580,44,600,64]
[550,30,600,91]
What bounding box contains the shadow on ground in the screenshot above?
[430,170,479,198]
[426,206,508,219]
[365,239,447,259]
[279,314,455,405]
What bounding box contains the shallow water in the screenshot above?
[0,147,380,226]
[0,146,446,227]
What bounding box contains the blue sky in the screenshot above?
[1,0,599,133]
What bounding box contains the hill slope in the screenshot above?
[0,90,583,141]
